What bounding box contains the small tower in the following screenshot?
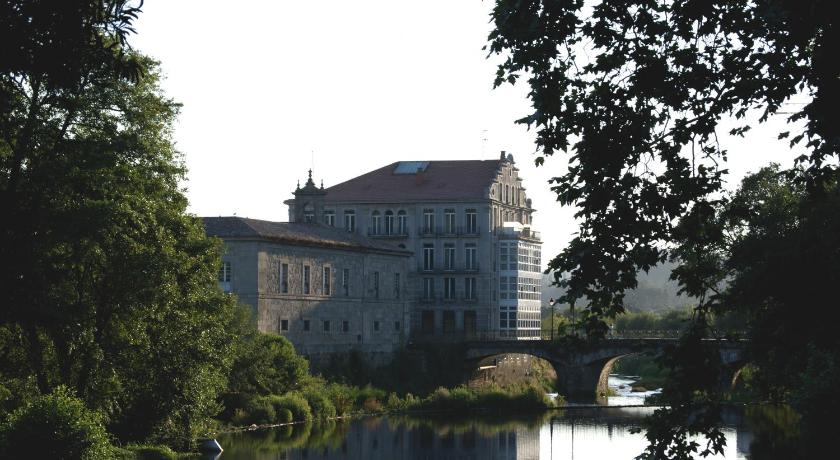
[287,169,327,223]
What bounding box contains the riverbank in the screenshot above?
[215,382,563,435]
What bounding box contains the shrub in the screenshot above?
[124,444,178,460]
[303,391,336,421]
[325,384,354,416]
[232,397,276,426]
[267,394,312,422]
[0,386,114,459]
[362,397,383,413]
[276,408,293,424]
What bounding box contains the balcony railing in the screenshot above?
[416,294,478,303]
[418,265,480,273]
[418,226,482,237]
[367,228,410,238]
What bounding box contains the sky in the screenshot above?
[133,0,804,263]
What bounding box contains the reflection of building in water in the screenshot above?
[281,418,541,460]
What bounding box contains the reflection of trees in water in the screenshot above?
[216,407,790,458]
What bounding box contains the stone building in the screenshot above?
[284,152,543,340]
[203,197,412,366]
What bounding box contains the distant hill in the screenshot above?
[541,261,695,313]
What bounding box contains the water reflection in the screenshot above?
[214,406,771,460]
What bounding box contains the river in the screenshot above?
[209,375,781,459]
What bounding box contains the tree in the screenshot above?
[226,306,310,398]
[1,1,239,447]
[488,1,838,457]
[488,0,838,331]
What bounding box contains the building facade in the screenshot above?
[203,210,412,367]
[284,152,542,341]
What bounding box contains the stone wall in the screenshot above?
[220,239,411,369]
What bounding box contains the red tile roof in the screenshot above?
[323,160,503,203]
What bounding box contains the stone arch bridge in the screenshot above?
[464,338,746,402]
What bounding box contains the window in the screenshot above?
[465,277,477,300]
[423,244,434,271]
[384,210,394,235]
[344,210,356,232]
[423,277,434,300]
[394,273,401,299]
[444,277,456,300]
[343,320,349,332]
[303,203,314,223]
[280,263,289,293]
[324,320,330,332]
[397,210,407,235]
[323,210,335,226]
[421,310,435,334]
[342,268,350,296]
[465,209,477,234]
[444,209,455,234]
[465,244,477,270]
[505,185,509,203]
[218,261,231,292]
[280,319,288,331]
[442,311,455,333]
[394,321,401,331]
[373,320,380,332]
[303,265,311,295]
[323,266,331,295]
[423,208,435,234]
[373,271,379,298]
[370,211,381,235]
[303,320,310,331]
[444,244,455,270]
[218,261,231,282]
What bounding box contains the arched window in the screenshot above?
[384,210,394,235]
[370,211,381,235]
[397,210,407,235]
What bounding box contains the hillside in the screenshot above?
[541,261,695,313]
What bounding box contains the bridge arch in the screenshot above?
[460,338,744,402]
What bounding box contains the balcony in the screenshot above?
[367,228,410,238]
[415,294,478,304]
[417,226,482,237]
[417,265,480,274]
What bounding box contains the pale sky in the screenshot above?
[134,0,803,263]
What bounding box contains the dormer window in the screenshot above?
[303,203,314,223]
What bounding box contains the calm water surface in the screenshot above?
[211,376,776,460]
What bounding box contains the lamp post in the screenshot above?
[549,298,556,340]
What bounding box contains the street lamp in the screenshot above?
[549,297,556,340]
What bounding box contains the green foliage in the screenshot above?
[267,394,312,423]
[1,3,240,447]
[614,310,691,332]
[226,310,309,397]
[0,386,115,459]
[302,390,336,421]
[490,1,839,456]
[324,383,355,416]
[420,384,557,413]
[121,444,179,460]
